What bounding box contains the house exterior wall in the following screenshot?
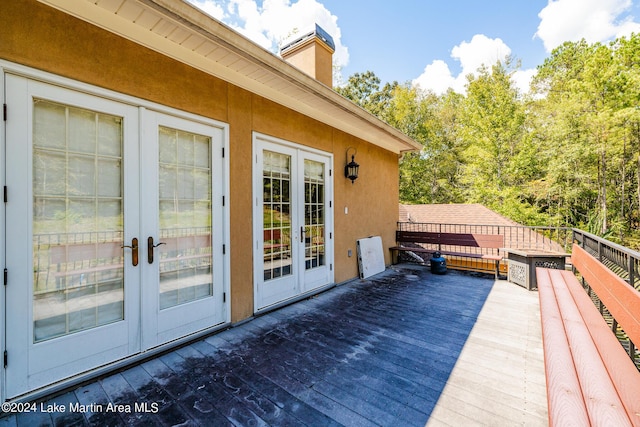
[0,0,399,323]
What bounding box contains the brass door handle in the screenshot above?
[147,236,166,264]
[121,238,139,266]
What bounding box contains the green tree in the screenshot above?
[336,34,640,247]
[532,38,639,240]
[612,33,640,243]
[457,59,545,223]
[409,90,465,204]
[335,71,396,117]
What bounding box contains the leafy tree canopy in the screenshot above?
[336,34,640,247]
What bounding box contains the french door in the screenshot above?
[140,111,226,348]
[253,134,333,311]
[4,75,227,397]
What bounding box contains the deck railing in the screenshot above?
[573,229,640,290]
[396,222,640,369]
[572,229,640,368]
[396,222,573,252]
[396,222,573,273]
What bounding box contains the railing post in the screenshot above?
[598,240,603,263]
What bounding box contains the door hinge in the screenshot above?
[223,292,226,303]
[3,269,7,286]
[3,351,7,368]
[3,186,7,203]
[222,196,225,207]
[330,264,333,271]
[329,169,332,177]
[222,147,225,158]
[3,104,6,121]
[222,244,226,255]
[329,201,332,208]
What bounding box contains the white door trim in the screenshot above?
[1,66,8,404]
[252,132,334,313]
[4,75,141,397]
[140,110,229,349]
[1,62,231,400]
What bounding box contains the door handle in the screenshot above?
[300,226,305,243]
[147,236,166,264]
[121,237,139,266]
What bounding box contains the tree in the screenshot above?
[532,38,640,240]
[335,71,396,117]
[335,34,640,247]
[457,59,544,223]
[612,33,640,243]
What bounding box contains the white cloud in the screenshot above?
[413,34,534,95]
[412,1,640,96]
[187,0,226,21]
[536,0,640,52]
[187,0,349,72]
[512,68,537,95]
[451,34,511,77]
[414,60,458,94]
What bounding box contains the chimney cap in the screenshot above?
[280,24,335,53]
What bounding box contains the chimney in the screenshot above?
[280,24,335,88]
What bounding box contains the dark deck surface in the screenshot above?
[2,266,498,426]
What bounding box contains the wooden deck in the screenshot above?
[0,266,547,426]
[426,276,547,425]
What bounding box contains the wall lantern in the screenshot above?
[344,147,359,184]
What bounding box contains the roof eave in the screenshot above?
[36,0,421,155]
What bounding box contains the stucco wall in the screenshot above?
[1,0,400,322]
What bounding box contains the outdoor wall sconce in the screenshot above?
[344,147,359,184]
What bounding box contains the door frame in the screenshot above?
[1,66,7,404]
[252,132,334,313]
[140,110,228,349]
[4,73,142,398]
[0,60,231,401]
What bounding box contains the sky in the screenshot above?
[186,0,640,94]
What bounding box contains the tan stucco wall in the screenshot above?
[1,0,400,322]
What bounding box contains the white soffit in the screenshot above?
[36,0,421,154]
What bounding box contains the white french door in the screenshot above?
[4,75,227,398]
[141,112,226,348]
[253,134,333,311]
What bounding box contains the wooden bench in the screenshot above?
[536,243,640,427]
[390,230,504,278]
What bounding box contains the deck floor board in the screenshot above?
[1,266,547,426]
[426,279,547,426]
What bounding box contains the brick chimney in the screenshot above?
[280,24,335,88]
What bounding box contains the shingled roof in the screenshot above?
[399,203,520,226]
[398,204,566,253]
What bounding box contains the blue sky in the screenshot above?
[187,0,640,94]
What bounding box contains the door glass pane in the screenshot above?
[263,151,292,280]
[32,99,124,343]
[304,160,325,270]
[158,127,213,310]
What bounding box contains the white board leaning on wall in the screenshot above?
[356,236,386,279]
